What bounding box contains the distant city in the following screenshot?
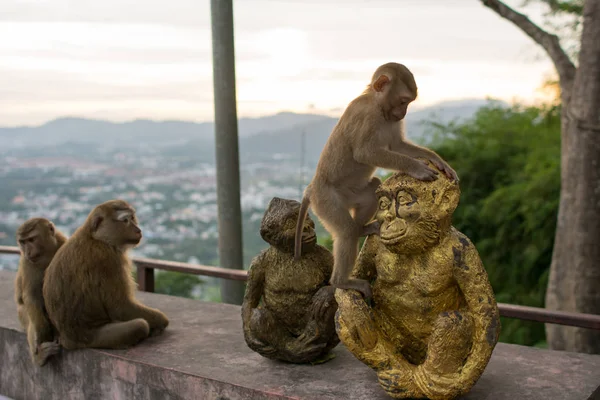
[0,98,504,300]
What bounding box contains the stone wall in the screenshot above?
[0,271,599,400]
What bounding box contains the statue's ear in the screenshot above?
[259,226,269,242]
[436,186,459,218]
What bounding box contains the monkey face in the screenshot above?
[17,220,58,263]
[18,234,42,262]
[370,63,417,122]
[260,197,317,253]
[91,203,143,248]
[375,168,459,254]
[376,189,423,248]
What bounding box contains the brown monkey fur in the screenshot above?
[14,218,66,366]
[43,199,169,350]
[294,62,458,299]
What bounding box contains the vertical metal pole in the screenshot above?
[210,0,245,305]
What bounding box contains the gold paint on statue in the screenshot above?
[335,161,500,399]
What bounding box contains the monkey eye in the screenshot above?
[378,197,391,210]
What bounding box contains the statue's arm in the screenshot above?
[452,236,501,384]
[351,236,379,281]
[315,244,335,283]
[241,252,267,327]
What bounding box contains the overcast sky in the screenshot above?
[0,0,559,126]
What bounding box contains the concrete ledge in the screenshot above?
[0,271,599,400]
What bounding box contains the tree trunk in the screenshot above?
[545,0,600,354]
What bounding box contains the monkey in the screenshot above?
[294,62,458,299]
[43,199,169,350]
[14,218,66,366]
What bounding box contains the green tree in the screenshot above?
[154,271,204,299]
[422,102,561,346]
[481,0,600,355]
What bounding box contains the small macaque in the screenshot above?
[14,218,66,366]
[295,62,457,299]
[43,199,169,350]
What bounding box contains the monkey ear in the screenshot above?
[48,223,55,234]
[91,216,103,232]
[373,74,391,92]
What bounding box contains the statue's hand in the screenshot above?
[311,285,336,321]
[377,368,418,397]
[284,334,327,362]
[379,365,463,399]
[336,289,378,351]
[244,330,278,357]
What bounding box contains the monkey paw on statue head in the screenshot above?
[334,160,501,400]
[241,197,340,364]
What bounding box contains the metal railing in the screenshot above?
[2,244,600,331]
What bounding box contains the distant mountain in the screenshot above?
[240,98,507,164]
[0,98,507,162]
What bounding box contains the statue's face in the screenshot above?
[376,188,420,247]
[260,197,317,252]
[375,165,459,254]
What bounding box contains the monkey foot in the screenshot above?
[361,221,381,237]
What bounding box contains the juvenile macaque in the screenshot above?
[295,62,457,299]
[43,199,169,350]
[14,218,66,366]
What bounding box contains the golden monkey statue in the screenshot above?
[335,161,500,399]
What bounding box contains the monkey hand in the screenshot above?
[37,341,61,358]
[408,159,439,181]
[429,156,458,182]
[311,285,336,321]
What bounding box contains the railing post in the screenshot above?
[210,0,246,305]
[136,264,155,293]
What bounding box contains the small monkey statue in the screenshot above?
[294,62,458,299]
[14,218,66,366]
[242,197,340,364]
[335,163,500,399]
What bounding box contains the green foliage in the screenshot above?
[530,0,584,16]
[154,271,204,299]
[424,102,561,346]
[523,0,583,59]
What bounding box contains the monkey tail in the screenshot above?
[294,188,312,261]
